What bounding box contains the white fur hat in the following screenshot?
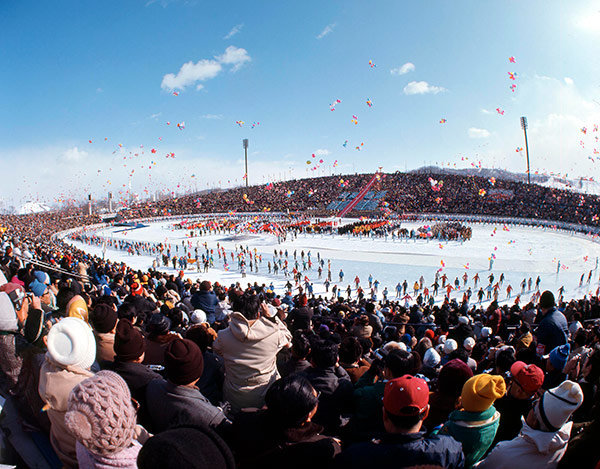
[190,309,207,324]
[0,292,18,332]
[536,380,584,431]
[444,338,458,355]
[458,316,470,325]
[481,327,493,338]
[47,317,96,370]
[463,337,476,351]
[423,347,441,368]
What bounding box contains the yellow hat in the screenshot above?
[66,295,89,324]
[461,374,506,412]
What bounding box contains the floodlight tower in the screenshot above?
[243,139,249,188]
[520,116,531,184]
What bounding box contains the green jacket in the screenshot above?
[350,369,386,434]
[441,405,500,468]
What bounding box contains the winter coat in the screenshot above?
[534,308,568,355]
[441,406,500,468]
[229,410,341,469]
[197,350,225,406]
[143,333,178,366]
[493,394,534,444]
[350,368,386,436]
[191,290,219,319]
[334,431,465,469]
[475,418,572,469]
[94,331,116,363]
[213,312,292,412]
[38,355,95,468]
[145,378,228,433]
[304,366,353,433]
[343,359,370,384]
[0,332,26,398]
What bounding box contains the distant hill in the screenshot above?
[409,166,600,195]
[17,201,52,215]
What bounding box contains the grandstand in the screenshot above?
[327,190,387,212]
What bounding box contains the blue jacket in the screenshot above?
[191,290,218,315]
[335,431,464,468]
[535,308,568,355]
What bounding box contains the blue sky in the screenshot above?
[1,0,599,206]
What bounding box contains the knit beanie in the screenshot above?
[64,371,137,456]
[137,425,235,469]
[423,347,441,368]
[191,309,207,324]
[67,295,89,323]
[114,319,146,361]
[461,374,506,412]
[147,313,171,335]
[47,317,96,370]
[481,327,492,338]
[536,380,583,432]
[439,358,474,398]
[165,338,204,385]
[463,337,475,352]
[90,304,118,334]
[0,292,19,332]
[548,343,570,372]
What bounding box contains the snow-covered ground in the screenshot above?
[65,218,600,306]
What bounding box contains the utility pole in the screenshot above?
[520,116,531,184]
[243,139,249,188]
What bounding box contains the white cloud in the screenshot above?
[390,62,415,75]
[468,128,491,139]
[481,108,492,114]
[316,23,336,39]
[224,24,243,39]
[200,114,224,119]
[314,149,330,156]
[149,112,162,119]
[403,81,446,95]
[161,46,251,91]
[161,60,222,91]
[96,87,103,93]
[216,46,251,72]
[574,9,600,34]
[564,77,574,85]
[61,146,88,162]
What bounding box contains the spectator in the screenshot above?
[339,336,370,383]
[477,380,584,468]
[90,303,118,363]
[336,375,464,468]
[186,324,225,406]
[145,338,229,433]
[278,330,312,378]
[38,317,96,468]
[493,361,544,443]
[143,313,178,367]
[191,281,219,324]
[534,291,568,356]
[214,292,292,412]
[440,373,506,467]
[230,375,341,469]
[64,370,147,468]
[286,294,313,332]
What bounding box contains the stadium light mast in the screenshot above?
[243,139,249,188]
[520,116,531,184]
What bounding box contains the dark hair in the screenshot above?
[311,340,339,369]
[448,348,469,365]
[186,325,212,353]
[118,302,138,322]
[168,307,184,330]
[339,336,363,364]
[265,375,318,429]
[385,349,421,377]
[200,281,211,292]
[471,341,487,362]
[384,409,424,429]
[364,302,375,314]
[232,292,261,320]
[56,287,77,315]
[358,336,373,356]
[496,348,516,374]
[291,331,311,359]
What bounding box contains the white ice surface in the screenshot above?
[65,219,600,306]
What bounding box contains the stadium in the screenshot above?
[1,2,600,468]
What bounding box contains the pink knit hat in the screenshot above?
[64,370,137,456]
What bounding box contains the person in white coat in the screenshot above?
[475,380,583,469]
[214,292,292,412]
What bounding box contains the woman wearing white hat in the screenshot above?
[475,380,584,468]
[38,317,96,468]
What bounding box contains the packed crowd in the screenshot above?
[1,217,599,468]
[107,171,600,229]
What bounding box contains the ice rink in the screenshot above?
[65,218,600,306]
